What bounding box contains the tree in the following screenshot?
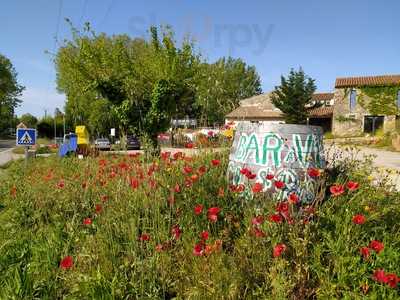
[195,57,262,125]
[0,53,24,133]
[271,68,316,124]
[55,22,262,152]
[87,99,115,137]
[19,113,38,128]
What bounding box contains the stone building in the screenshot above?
[225,92,335,131]
[226,74,400,136]
[331,74,400,136]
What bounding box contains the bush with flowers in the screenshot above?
[0,147,399,299]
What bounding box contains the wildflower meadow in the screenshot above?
[0,149,399,299]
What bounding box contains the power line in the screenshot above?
[79,0,89,29]
[99,0,116,30]
[43,0,64,118]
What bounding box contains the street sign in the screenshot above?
[16,128,36,146]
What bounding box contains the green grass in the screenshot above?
[0,150,399,298]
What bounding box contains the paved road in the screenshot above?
[325,144,400,190]
[0,139,15,152]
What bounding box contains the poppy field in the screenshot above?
[0,149,399,299]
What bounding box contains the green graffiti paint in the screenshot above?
[234,134,247,161]
[293,134,314,167]
[244,134,260,164]
[262,133,283,167]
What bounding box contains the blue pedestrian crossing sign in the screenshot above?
[16,128,36,146]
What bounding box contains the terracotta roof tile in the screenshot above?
[335,74,400,88]
[226,106,283,119]
[308,106,334,117]
[312,93,334,101]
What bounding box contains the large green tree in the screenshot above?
[271,68,316,124]
[55,23,262,150]
[19,113,38,128]
[0,54,24,133]
[195,57,262,125]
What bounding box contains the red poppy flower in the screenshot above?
[160,152,171,161]
[211,159,220,166]
[288,193,299,204]
[184,177,192,188]
[236,184,245,192]
[60,256,73,269]
[307,167,321,178]
[130,178,139,189]
[208,207,221,215]
[269,213,283,223]
[200,230,209,241]
[174,183,181,193]
[266,174,274,180]
[330,184,345,196]
[276,202,289,213]
[194,204,204,215]
[372,269,388,284]
[347,181,359,191]
[273,243,287,258]
[240,167,251,176]
[193,243,204,256]
[274,180,285,189]
[190,174,199,182]
[172,225,182,240]
[360,246,370,259]
[252,227,266,238]
[352,214,366,225]
[57,180,65,188]
[247,173,257,180]
[83,218,92,225]
[198,165,207,175]
[252,182,263,193]
[139,233,150,242]
[99,159,107,167]
[251,215,264,226]
[204,245,213,255]
[369,240,384,254]
[385,273,400,288]
[95,204,102,214]
[183,166,193,174]
[185,142,194,149]
[43,172,53,181]
[207,213,218,223]
[172,151,183,160]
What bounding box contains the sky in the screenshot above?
[1,0,400,117]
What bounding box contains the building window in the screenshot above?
[349,89,357,112]
[397,89,400,110]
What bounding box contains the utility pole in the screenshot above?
[54,108,57,144]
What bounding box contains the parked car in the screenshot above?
[94,138,111,151]
[126,135,140,150]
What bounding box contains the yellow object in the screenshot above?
[223,128,234,138]
[75,126,90,145]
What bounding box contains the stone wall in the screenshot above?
[332,88,398,137]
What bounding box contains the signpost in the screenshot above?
[16,126,37,165]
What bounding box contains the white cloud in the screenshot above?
[16,87,66,117]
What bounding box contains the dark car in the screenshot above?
[126,135,140,150]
